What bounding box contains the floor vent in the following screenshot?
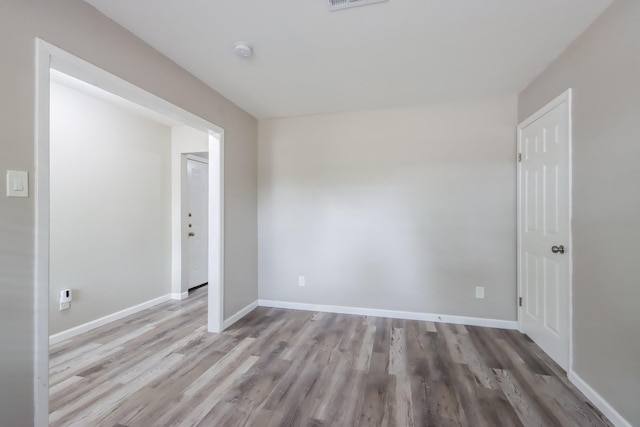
[328,0,388,12]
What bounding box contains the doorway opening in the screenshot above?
[185,154,210,292]
[35,39,224,426]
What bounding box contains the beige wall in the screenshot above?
[259,96,518,320]
[0,1,257,425]
[50,82,172,335]
[519,1,640,424]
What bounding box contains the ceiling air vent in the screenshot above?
[328,0,388,12]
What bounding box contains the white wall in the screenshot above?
[49,81,172,335]
[259,95,518,320]
[519,1,640,424]
[170,126,208,295]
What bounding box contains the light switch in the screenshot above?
[13,177,23,191]
[6,170,28,198]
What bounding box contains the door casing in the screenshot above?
[35,39,225,427]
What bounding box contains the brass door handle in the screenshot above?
[551,245,565,254]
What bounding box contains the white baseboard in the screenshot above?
[568,371,631,427]
[223,300,259,329]
[257,299,518,330]
[49,294,172,345]
[171,291,189,300]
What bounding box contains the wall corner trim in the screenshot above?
[48,294,172,345]
[568,371,632,427]
[257,299,518,330]
[223,300,259,330]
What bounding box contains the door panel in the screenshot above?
[545,165,560,234]
[525,251,538,318]
[519,92,571,370]
[525,169,539,232]
[544,257,560,333]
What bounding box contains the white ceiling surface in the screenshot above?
[84,0,613,119]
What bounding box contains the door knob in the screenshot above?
[551,245,565,254]
[188,232,195,237]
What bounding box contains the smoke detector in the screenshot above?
[328,0,388,11]
[234,42,253,58]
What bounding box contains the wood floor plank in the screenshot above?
[48,374,83,397]
[112,351,228,426]
[495,337,569,426]
[495,368,559,427]
[49,286,613,427]
[174,355,260,427]
[49,342,102,368]
[437,322,466,365]
[535,374,610,427]
[280,313,320,361]
[388,327,408,377]
[312,358,350,421]
[184,337,256,397]
[457,332,499,390]
[313,314,351,366]
[72,353,186,427]
[225,342,292,411]
[315,359,367,425]
[49,380,121,426]
[409,375,439,425]
[105,326,207,385]
[264,354,324,426]
[390,374,415,427]
[477,388,524,427]
[354,324,376,372]
[357,371,392,427]
[498,328,553,376]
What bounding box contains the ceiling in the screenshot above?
[84,0,613,119]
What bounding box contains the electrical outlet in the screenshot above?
[298,276,306,287]
[59,288,72,310]
[475,286,485,299]
[60,289,72,303]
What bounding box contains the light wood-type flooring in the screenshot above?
[49,287,611,426]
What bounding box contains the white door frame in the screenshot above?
[34,39,225,426]
[516,88,573,373]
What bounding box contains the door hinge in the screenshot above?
[518,153,522,162]
[519,297,523,307]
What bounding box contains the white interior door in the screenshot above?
[518,91,571,370]
[187,158,209,289]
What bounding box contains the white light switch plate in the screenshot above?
[6,170,28,198]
